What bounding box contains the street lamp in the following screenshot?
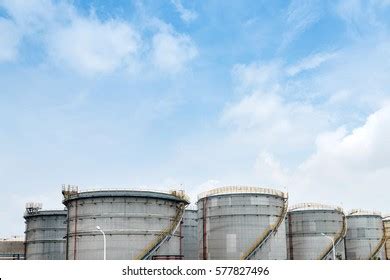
[96,226,106,260]
[321,233,336,260]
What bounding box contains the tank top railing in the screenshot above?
[241,195,288,260]
[134,202,187,260]
[319,214,347,260]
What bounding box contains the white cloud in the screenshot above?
[48,17,141,75]
[287,104,390,211]
[0,19,21,62]
[171,0,198,23]
[334,0,390,37]
[151,30,198,73]
[231,62,282,93]
[286,51,337,76]
[247,103,390,213]
[0,0,58,29]
[254,151,290,186]
[220,41,390,212]
[0,0,198,75]
[223,61,329,156]
[281,0,322,49]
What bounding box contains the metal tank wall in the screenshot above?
[182,208,198,260]
[384,216,390,260]
[287,203,347,260]
[197,186,288,260]
[62,187,189,260]
[24,204,67,260]
[0,237,25,260]
[345,210,386,260]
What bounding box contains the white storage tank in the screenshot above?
[24,203,67,260]
[287,203,347,260]
[345,210,386,260]
[197,186,288,260]
[62,186,189,260]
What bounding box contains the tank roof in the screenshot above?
[289,202,343,213]
[347,209,382,217]
[197,186,287,200]
[62,187,190,204]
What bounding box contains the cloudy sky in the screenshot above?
[1,0,390,236]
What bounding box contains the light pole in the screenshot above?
[321,233,336,260]
[96,226,106,260]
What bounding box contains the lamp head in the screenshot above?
[96,226,101,230]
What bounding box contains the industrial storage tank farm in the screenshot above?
[197,186,288,260]
[62,186,189,260]
[286,203,347,260]
[345,210,386,260]
[24,203,67,260]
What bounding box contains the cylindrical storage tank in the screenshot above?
[182,207,198,260]
[287,203,347,260]
[62,187,189,260]
[384,215,390,260]
[345,210,386,260]
[24,203,67,260]
[197,186,288,260]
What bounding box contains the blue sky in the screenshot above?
[1,0,390,236]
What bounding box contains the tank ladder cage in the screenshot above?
[369,220,387,260]
[319,214,348,260]
[241,195,289,260]
[135,202,187,260]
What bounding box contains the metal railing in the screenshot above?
[198,186,287,200]
[289,202,343,213]
[62,185,190,202]
[348,209,382,216]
